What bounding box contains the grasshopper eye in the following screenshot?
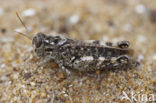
[32,36,42,48]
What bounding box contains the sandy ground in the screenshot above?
[0,0,155,102]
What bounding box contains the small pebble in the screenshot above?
[64,94,68,97]
[0,8,3,15]
[0,64,5,68]
[68,14,80,25]
[22,8,36,17]
[123,24,132,32]
[137,35,147,43]
[135,4,147,14]
[23,89,27,93]
[138,54,144,62]
[152,54,156,61]
[30,82,36,86]
[13,73,19,79]
[21,85,26,88]
[1,75,8,81]
[8,81,12,85]
[14,28,25,33]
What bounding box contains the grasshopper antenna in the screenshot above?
[15,12,32,40]
[15,31,32,40]
[16,12,29,32]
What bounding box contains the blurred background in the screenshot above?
[0,0,156,102]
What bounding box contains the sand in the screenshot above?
[0,0,155,102]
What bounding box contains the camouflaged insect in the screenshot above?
[32,32,139,72]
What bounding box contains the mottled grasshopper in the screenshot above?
[16,13,139,72]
